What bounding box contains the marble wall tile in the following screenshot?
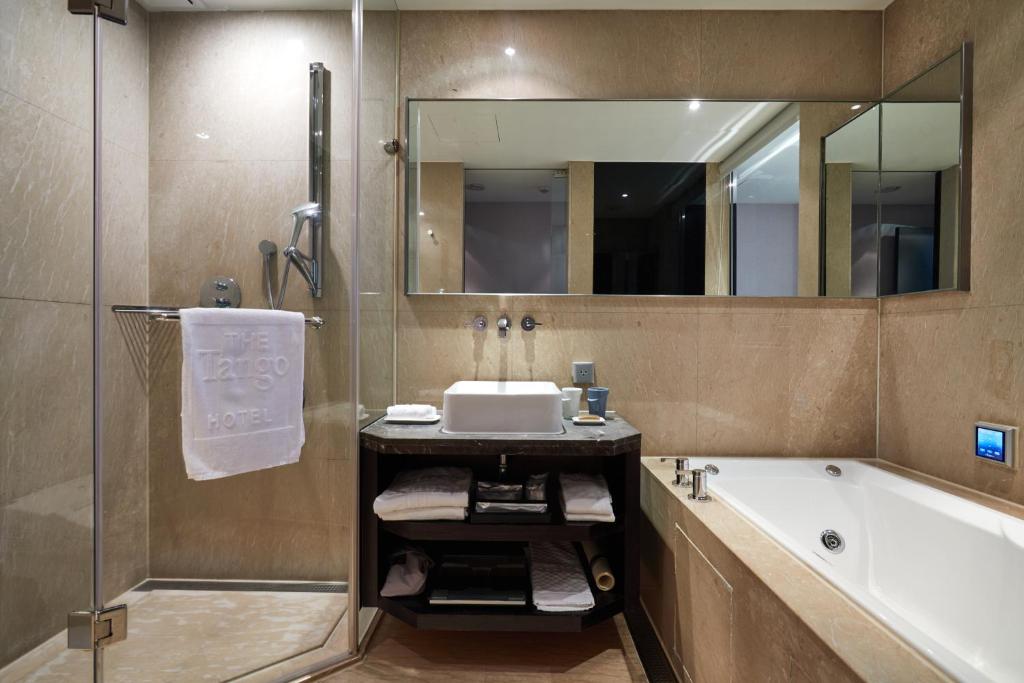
[149,11,352,164]
[0,298,92,667]
[400,11,702,100]
[699,11,882,101]
[878,0,1024,505]
[102,1,150,158]
[696,305,878,457]
[0,0,92,130]
[0,92,92,304]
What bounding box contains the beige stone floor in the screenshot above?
[326,615,647,683]
[1,589,348,683]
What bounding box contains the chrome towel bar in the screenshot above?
[112,305,325,329]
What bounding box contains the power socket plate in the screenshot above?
[572,361,595,384]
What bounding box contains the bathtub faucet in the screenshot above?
[687,469,711,502]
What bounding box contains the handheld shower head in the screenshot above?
[259,240,278,257]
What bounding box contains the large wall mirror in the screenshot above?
[822,48,969,297]
[404,48,969,298]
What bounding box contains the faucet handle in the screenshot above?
[687,469,711,502]
[672,457,690,487]
[464,315,487,331]
[521,315,542,332]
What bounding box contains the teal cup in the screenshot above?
[587,386,609,418]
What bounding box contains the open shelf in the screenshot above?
[379,591,624,632]
[380,516,622,543]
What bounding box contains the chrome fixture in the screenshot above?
[111,306,325,329]
[825,464,842,477]
[688,469,711,502]
[497,312,511,338]
[820,529,845,554]
[521,315,542,332]
[68,0,126,24]
[465,315,487,331]
[383,138,401,155]
[260,62,326,309]
[705,463,720,476]
[199,276,241,308]
[673,458,690,487]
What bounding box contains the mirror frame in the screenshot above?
[817,43,973,297]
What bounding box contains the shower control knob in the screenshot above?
[464,315,487,331]
[673,458,690,487]
[521,316,542,332]
[214,280,230,291]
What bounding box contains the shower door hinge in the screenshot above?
[68,0,127,25]
[67,605,127,650]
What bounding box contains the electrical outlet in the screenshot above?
[572,361,595,384]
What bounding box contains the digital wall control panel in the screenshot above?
[975,422,1017,468]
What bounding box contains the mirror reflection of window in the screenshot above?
[463,169,568,294]
[730,122,801,296]
[592,163,706,295]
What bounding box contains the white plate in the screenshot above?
[384,415,440,424]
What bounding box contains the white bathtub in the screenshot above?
[685,458,1024,683]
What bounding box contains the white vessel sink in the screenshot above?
[442,381,564,434]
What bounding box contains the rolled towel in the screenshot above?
[559,472,615,521]
[373,467,472,517]
[386,404,438,419]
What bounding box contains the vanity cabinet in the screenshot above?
[358,418,642,633]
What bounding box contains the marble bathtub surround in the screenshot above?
[640,458,950,682]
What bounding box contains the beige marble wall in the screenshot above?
[0,0,150,667]
[416,162,464,294]
[878,0,1024,505]
[567,161,595,295]
[398,295,877,457]
[147,10,354,580]
[396,10,882,458]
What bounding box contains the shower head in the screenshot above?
[259,240,278,257]
[291,201,321,219]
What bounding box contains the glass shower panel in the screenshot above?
[0,3,96,681]
[94,1,358,680]
[356,0,399,648]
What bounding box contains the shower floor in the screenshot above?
[2,583,349,683]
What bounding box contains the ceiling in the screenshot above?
[413,100,791,168]
[139,0,892,10]
[825,102,961,171]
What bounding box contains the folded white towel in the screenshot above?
[559,473,615,520]
[386,404,438,419]
[378,506,467,521]
[530,542,595,612]
[180,307,305,481]
[560,491,616,523]
[373,467,472,516]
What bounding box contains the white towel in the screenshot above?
[386,404,438,419]
[559,473,615,521]
[378,507,467,521]
[180,307,305,481]
[530,542,595,612]
[373,467,472,516]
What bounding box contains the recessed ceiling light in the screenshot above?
[418,211,425,216]
[851,104,862,110]
[688,100,701,112]
[195,132,210,140]
[504,46,516,57]
[621,193,629,198]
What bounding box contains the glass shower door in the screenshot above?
[0,2,98,681]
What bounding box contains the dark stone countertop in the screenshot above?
[360,415,641,457]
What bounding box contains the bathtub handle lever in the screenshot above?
[704,464,719,475]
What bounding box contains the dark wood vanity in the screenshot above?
[359,418,641,633]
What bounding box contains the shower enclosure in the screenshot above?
[0,0,397,680]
